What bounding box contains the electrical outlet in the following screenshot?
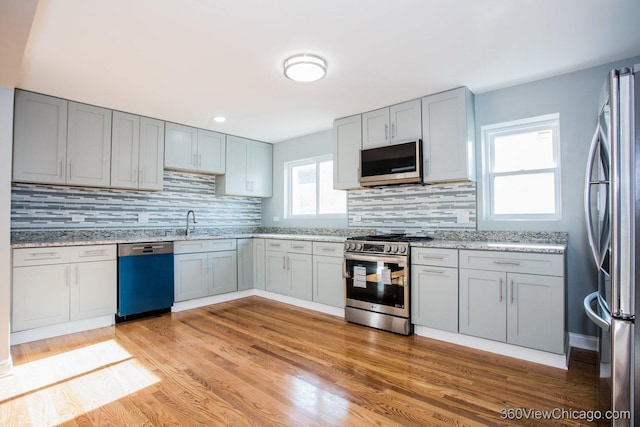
[71,215,84,222]
[273,216,280,222]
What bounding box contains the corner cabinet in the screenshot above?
[174,239,238,301]
[421,87,475,183]
[362,99,422,148]
[411,248,459,333]
[12,245,117,332]
[111,112,165,191]
[216,135,272,197]
[164,123,226,175]
[13,90,113,187]
[333,114,362,190]
[458,250,565,354]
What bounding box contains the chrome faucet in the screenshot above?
[186,210,197,236]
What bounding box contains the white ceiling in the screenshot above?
[11,0,640,143]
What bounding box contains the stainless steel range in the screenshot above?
[343,234,431,335]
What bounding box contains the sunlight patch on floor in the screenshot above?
[0,340,159,426]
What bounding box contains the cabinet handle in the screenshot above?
[510,279,514,304]
[199,154,202,169]
[29,252,58,257]
[287,256,290,270]
[282,255,286,270]
[292,245,305,250]
[499,277,503,302]
[493,260,521,266]
[421,255,444,260]
[83,249,106,255]
[320,247,337,252]
[391,123,395,139]
[421,268,444,274]
[68,161,72,179]
[59,160,64,178]
[384,124,389,140]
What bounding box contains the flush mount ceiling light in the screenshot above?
[213,116,226,123]
[283,53,327,82]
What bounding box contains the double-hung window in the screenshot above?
[286,155,346,217]
[481,114,561,221]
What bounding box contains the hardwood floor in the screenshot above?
[3,296,601,426]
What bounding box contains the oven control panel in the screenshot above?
[344,241,409,255]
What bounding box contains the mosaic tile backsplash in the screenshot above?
[347,182,477,235]
[11,171,262,230]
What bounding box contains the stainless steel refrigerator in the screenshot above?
[584,65,638,426]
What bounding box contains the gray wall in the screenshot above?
[475,56,640,336]
[262,129,348,228]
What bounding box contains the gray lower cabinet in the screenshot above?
[237,238,253,291]
[312,242,344,308]
[12,245,117,332]
[174,239,237,302]
[411,247,459,333]
[265,239,312,300]
[458,250,565,354]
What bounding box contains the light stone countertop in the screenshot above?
[11,232,566,254]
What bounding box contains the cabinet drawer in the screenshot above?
[207,239,236,252]
[174,240,209,254]
[459,250,563,276]
[13,247,71,267]
[266,239,312,254]
[411,247,458,268]
[313,242,343,257]
[70,245,116,262]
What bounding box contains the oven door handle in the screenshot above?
[344,253,407,265]
[342,261,350,279]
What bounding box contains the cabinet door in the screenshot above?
[389,99,421,143]
[218,135,249,195]
[13,91,68,185]
[164,123,197,171]
[69,260,116,321]
[312,255,344,307]
[12,264,70,331]
[253,238,266,290]
[411,265,458,332]
[507,273,564,353]
[288,253,312,301]
[110,111,140,189]
[249,140,273,197]
[209,251,238,295]
[67,102,112,187]
[197,129,226,174]
[174,253,209,301]
[422,87,475,183]
[265,250,287,294]
[459,269,506,342]
[362,107,389,148]
[237,239,254,291]
[333,114,362,190]
[139,117,165,191]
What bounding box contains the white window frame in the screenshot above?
[481,113,562,221]
[285,154,346,218]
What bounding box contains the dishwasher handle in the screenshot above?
[118,242,174,256]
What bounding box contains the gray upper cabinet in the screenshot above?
[111,112,164,191]
[67,102,112,187]
[421,87,475,183]
[333,114,362,190]
[164,123,225,175]
[362,99,421,148]
[216,135,272,197]
[13,91,68,185]
[13,91,113,188]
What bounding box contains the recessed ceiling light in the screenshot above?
[213,116,226,123]
[283,53,327,83]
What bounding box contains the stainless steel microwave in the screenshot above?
[359,140,423,187]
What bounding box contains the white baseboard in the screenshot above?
[414,325,568,370]
[172,289,255,312]
[10,315,115,346]
[253,290,345,318]
[568,332,598,352]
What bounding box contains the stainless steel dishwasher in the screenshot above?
[117,242,174,322]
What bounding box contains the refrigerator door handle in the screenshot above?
[583,291,611,331]
[584,124,606,267]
